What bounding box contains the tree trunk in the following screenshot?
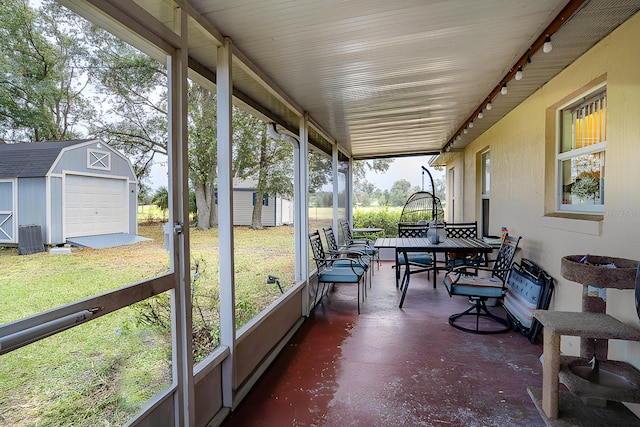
[209,191,218,227]
[194,183,213,230]
[251,195,264,229]
[251,131,269,229]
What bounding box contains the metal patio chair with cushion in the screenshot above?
[323,227,372,287]
[395,221,436,290]
[444,221,484,271]
[443,234,521,334]
[339,220,379,269]
[309,230,366,314]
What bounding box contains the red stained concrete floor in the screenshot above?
[222,262,548,426]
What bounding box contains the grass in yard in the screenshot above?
[0,223,296,426]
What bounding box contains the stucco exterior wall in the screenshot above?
[452,12,640,384]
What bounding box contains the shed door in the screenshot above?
[0,180,16,243]
[64,175,128,238]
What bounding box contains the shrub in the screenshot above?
[353,207,401,237]
[134,255,220,363]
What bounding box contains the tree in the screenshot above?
[87,27,168,183]
[152,186,169,219]
[353,159,392,186]
[233,118,294,229]
[434,177,446,207]
[389,179,412,206]
[0,0,94,142]
[355,180,376,206]
[308,150,332,194]
[187,84,218,229]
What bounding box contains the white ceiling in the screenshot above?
[67,0,640,160]
[191,0,571,158]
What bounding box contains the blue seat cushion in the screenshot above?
[350,245,377,255]
[318,268,362,283]
[443,272,504,298]
[331,259,368,273]
[446,257,482,267]
[397,252,433,266]
[334,252,371,267]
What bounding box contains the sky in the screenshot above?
[365,155,443,191]
[147,154,443,192]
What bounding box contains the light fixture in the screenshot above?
[477,110,483,119]
[468,120,474,128]
[515,67,523,81]
[501,83,508,95]
[543,35,552,53]
[486,100,493,111]
[456,134,461,141]
[463,127,468,134]
[445,144,451,152]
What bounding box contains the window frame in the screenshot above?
[555,83,607,214]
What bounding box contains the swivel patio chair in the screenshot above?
[309,230,366,314]
[339,220,379,269]
[323,227,372,287]
[443,234,521,334]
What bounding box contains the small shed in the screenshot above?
[232,178,293,226]
[0,140,138,246]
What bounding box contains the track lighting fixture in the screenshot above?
[463,127,468,134]
[543,35,552,53]
[468,121,474,128]
[477,110,483,119]
[456,134,461,141]
[486,100,492,111]
[515,67,523,81]
[501,83,508,95]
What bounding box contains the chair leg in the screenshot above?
[398,267,411,308]
[448,298,510,334]
[314,282,327,307]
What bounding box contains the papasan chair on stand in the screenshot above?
[395,167,445,291]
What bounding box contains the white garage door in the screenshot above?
[64,175,128,238]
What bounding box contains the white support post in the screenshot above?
[347,157,354,226]
[297,115,310,315]
[332,144,339,239]
[167,8,195,426]
[217,37,236,407]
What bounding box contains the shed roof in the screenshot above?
[0,140,91,178]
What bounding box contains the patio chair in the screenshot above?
[323,227,372,287]
[443,234,521,334]
[309,230,366,314]
[444,221,484,271]
[339,220,379,269]
[396,221,436,290]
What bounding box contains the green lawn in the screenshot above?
[0,223,296,427]
[0,205,396,426]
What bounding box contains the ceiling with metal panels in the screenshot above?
[67,0,640,160]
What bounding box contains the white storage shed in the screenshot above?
[0,140,138,246]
